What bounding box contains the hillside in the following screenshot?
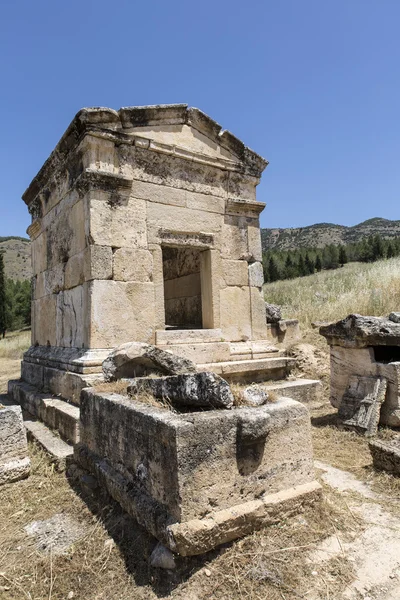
[261,217,400,251]
[0,237,31,281]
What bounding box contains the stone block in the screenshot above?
[113,248,153,282]
[32,294,57,346]
[0,405,30,485]
[88,280,155,347]
[89,194,147,248]
[76,392,318,554]
[222,259,249,287]
[56,286,87,348]
[146,202,222,245]
[221,215,249,260]
[131,179,186,207]
[220,286,251,341]
[65,245,113,289]
[247,220,263,261]
[46,198,87,269]
[248,261,264,288]
[369,438,400,475]
[31,232,47,275]
[250,287,269,340]
[338,375,387,436]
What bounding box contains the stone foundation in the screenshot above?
[75,392,321,555]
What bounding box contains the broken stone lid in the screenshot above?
[320,314,400,348]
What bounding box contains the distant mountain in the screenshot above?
[261,218,400,251]
[0,237,31,281]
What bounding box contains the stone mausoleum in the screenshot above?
[10,104,319,408]
[7,104,322,554]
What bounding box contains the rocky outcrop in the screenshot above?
[320,314,400,348]
[128,371,234,409]
[103,342,197,381]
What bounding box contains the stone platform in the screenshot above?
[75,392,322,555]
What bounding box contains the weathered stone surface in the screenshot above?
[220,286,251,341]
[128,371,234,409]
[76,391,318,554]
[388,312,400,323]
[103,342,197,381]
[113,248,153,282]
[338,376,387,436]
[248,261,264,288]
[320,313,400,348]
[222,259,248,287]
[242,384,269,406]
[0,405,30,485]
[265,303,282,324]
[369,438,400,475]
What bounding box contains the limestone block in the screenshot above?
[89,280,155,347]
[227,173,258,201]
[222,260,248,287]
[103,341,196,380]
[200,249,221,329]
[113,248,153,282]
[156,342,231,365]
[31,232,47,275]
[338,376,387,436]
[128,372,234,409]
[21,361,44,388]
[46,198,87,269]
[250,288,269,340]
[32,294,57,346]
[131,179,186,207]
[329,346,376,408]
[185,191,225,215]
[56,286,86,348]
[369,438,400,475]
[221,215,249,260]
[44,263,65,295]
[247,220,263,262]
[89,194,147,248]
[220,287,251,341]
[151,246,166,331]
[146,202,222,245]
[0,405,30,485]
[248,262,264,288]
[65,245,113,289]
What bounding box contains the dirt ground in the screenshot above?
[1,344,400,600]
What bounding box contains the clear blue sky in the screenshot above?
[1,0,399,238]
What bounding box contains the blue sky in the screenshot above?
[1,0,399,237]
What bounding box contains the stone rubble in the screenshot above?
[265,303,282,324]
[338,375,387,436]
[128,371,234,409]
[0,405,30,485]
[103,341,197,381]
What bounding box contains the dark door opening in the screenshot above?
[162,246,203,330]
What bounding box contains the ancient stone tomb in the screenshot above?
[7,104,322,553]
[320,313,400,430]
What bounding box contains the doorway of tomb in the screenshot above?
[162,246,204,330]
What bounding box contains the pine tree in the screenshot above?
[386,241,395,259]
[339,245,348,266]
[304,253,315,275]
[371,234,384,261]
[0,253,6,338]
[298,255,306,276]
[315,254,322,272]
[268,256,280,282]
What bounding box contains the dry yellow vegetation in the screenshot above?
[264,256,400,328]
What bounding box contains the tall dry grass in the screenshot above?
[0,329,31,359]
[264,256,400,328]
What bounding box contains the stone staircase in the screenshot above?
[8,323,322,464]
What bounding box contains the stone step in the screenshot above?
[263,379,323,406]
[8,380,80,444]
[24,419,73,470]
[198,357,296,382]
[155,329,223,345]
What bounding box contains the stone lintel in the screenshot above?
[75,169,133,195]
[158,229,214,248]
[320,314,400,348]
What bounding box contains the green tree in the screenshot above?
[0,253,6,337]
[339,245,348,266]
[315,254,322,272]
[371,234,385,261]
[268,256,280,282]
[387,241,395,259]
[298,255,306,277]
[304,253,315,275]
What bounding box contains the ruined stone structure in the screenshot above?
[9,104,320,409]
[320,313,400,427]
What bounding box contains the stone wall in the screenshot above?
[25,105,269,351]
